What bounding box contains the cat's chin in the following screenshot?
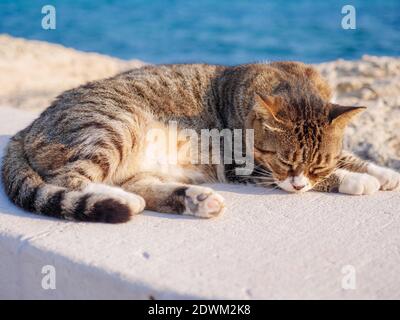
[277,178,313,193]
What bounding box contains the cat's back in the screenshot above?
[35,63,226,126]
[117,63,223,85]
[114,63,226,117]
[20,64,229,162]
[26,63,225,130]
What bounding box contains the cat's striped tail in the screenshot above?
[1,131,143,223]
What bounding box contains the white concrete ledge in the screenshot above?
[1,107,400,299]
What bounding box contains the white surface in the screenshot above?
[0,106,400,299]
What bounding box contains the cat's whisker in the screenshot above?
[255,179,277,185]
[251,176,275,181]
[251,174,274,178]
[253,165,271,172]
[252,168,273,176]
[253,166,272,172]
[262,185,280,193]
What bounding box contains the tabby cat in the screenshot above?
[2,62,400,223]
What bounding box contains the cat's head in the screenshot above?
[248,93,365,193]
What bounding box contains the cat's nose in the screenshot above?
[292,183,306,191]
[290,173,309,191]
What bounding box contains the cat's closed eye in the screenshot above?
[276,157,292,169]
[309,166,326,174]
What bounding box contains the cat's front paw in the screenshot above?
[367,164,400,191]
[338,171,380,195]
[184,186,225,218]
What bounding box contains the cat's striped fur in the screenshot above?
[2,62,399,223]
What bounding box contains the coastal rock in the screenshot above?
[0,34,145,110]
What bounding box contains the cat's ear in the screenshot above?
[329,104,366,128]
[254,94,285,123]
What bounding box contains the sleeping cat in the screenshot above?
[2,62,399,223]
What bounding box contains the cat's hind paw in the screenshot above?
[338,171,380,195]
[367,164,400,191]
[184,186,225,218]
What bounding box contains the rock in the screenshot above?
[0,34,146,110]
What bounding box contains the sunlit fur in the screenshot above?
[2,62,399,223]
[250,93,345,193]
[239,62,374,193]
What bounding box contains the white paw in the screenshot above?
[84,183,145,213]
[367,164,400,191]
[124,192,146,213]
[338,171,380,195]
[184,186,225,218]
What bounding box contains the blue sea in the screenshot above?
[0,0,399,64]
